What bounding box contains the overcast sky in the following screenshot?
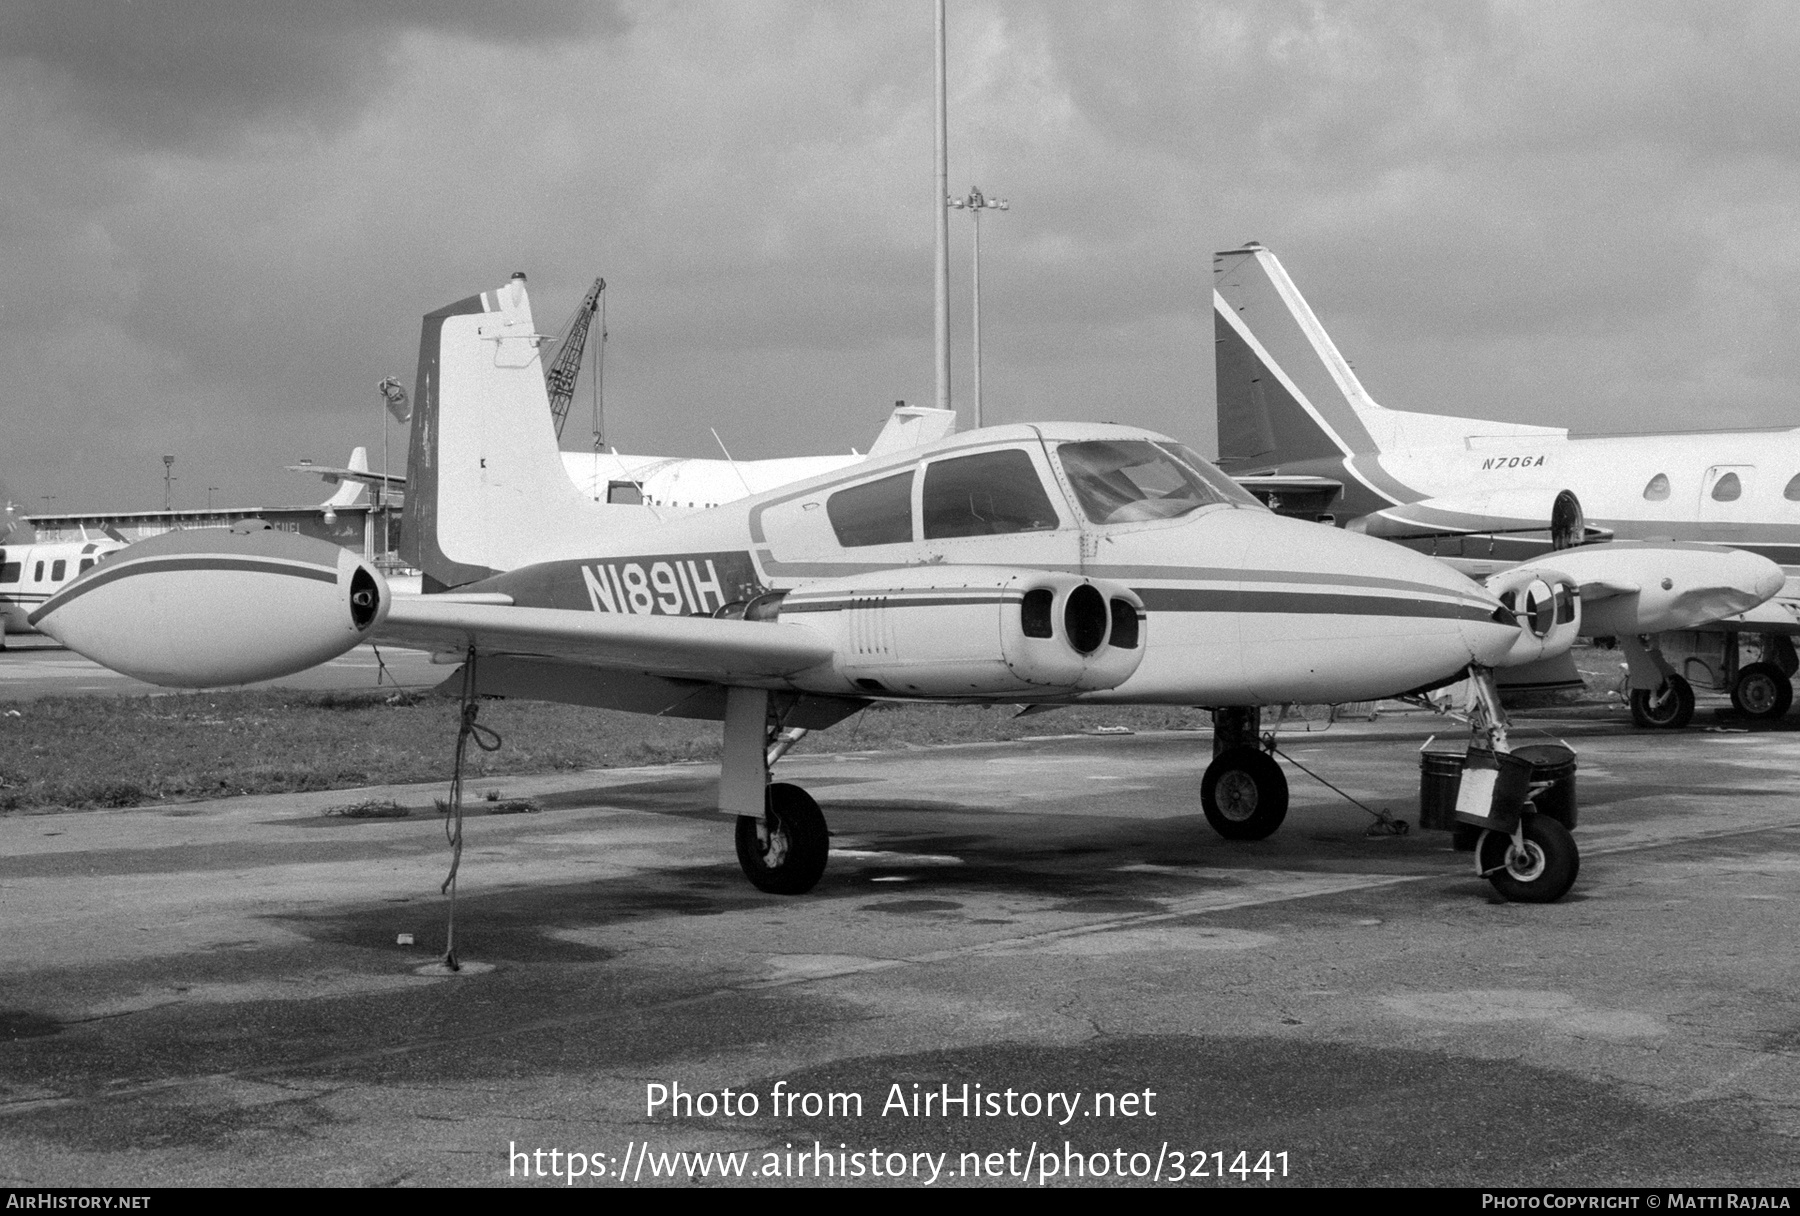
[4,1,1799,514]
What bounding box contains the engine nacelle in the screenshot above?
[774,566,1145,698]
[30,525,389,687]
[1485,566,1580,668]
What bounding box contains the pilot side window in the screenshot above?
[51,560,65,580]
[1712,473,1742,502]
[922,449,1060,539]
[1643,473,1670,501]
[827,471,915,547]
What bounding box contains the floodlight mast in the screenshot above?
[948,186,1007,429]
[933,0,951,421]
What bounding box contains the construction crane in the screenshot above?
[544,277,606,441]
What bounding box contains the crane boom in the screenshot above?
[544,277,605,440]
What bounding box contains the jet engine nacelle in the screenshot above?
[1484,566,1580,668]
[30,526,389,688]
[773,566,1145,698]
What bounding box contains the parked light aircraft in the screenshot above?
[39,274,1667,901]
[1213,242,1798,727]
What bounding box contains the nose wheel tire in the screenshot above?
[1477,816,1579,903]
[1201,746,1289,841]
[1629,674,1694,729]
[1730,662,1793,720]
[736,782,828,895]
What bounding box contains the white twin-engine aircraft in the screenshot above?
[30,275,1766,903]
[1214,242,1799,727]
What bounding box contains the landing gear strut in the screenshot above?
[1200,707,1289,841]
[1461,665,1580,903]
[723,687,827,894]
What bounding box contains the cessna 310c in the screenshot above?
[38,275,1598,899]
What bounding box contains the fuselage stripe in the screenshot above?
[28,556,337,625]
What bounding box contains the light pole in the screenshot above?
[933,0,951,419]
[948,186,1007,429]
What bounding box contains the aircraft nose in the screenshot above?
[1222,512,1514,701]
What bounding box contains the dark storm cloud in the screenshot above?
[0,0,628,149]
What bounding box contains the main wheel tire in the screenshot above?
[1629,673,1694,729]
[735,782,828,895]
[1477,816,1579,904]
[1730,662,1793,719]
[1201,746,1288,841]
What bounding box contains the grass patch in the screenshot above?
[324,798,410,819]
[0,689,1208,815]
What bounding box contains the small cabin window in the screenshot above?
[1711,472,1742,502]
[51,560,65,580]
[1642,473,1670,501]
[34,561,44,582]
[0,562,18,584]
[827,470,915,547]
[923,449,1060,539]
[1785,474,1800,502]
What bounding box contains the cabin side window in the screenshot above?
[1642,473,1670,501]
[826,470,915,547]
[33,561,44,582]
[922,449,1060,539]
[0,562,18,584]
[1712,472,1742,502]
[50,559,66,580]
[1784,474,1800,502]
[79,558,94,573]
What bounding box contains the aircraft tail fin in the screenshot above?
[866,404,957,457]
[402,274,655,591]
[322,448,371,508]
[1213,243,1562,470]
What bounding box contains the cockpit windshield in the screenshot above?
[1057,440,1262,525]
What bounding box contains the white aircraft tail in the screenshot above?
[402,274,657,590]
[867,405,957,456]
[322,448,371,508]
[1212,243,1562,470]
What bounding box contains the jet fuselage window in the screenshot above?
[922,449,1060,539]
[1058,440,1250,525]
[1712,472,1742,502]
[34,561,44,582]
[0,562,17,584]
[827,471,916,547]
[1784,474,1800,502]
[1643,473,1670,501]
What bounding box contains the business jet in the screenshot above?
[43,274,1737,903]
[1214,242,1800,727]
[0,536,125,647]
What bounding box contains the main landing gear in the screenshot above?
[723,687,829,895]
[1201,731,1289,841]
[1730,662,1793,720]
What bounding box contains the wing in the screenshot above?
[380,596,834,684]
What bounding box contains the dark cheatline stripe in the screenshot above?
[782,594,1019,614]
[28,556,337,626]
[1136,586,1496,622]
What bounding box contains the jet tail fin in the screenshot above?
[1213,243,1563,469]
[401,274,656,590]
[322,448,371,508]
